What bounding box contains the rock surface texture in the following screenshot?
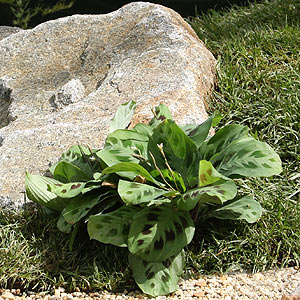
[0,2,216,209]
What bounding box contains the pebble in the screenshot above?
[0,267,299,300]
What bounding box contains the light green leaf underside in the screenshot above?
[25,172,69,212]
[109,100,136,133]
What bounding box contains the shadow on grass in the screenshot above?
[0,206,136,293]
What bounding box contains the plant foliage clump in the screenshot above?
[25,101,282,296]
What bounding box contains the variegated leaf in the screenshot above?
[148,120,199,188]
[211,137,282,178]
[129,250,185,296]
[209,195,263,223]
[62,191,117,225]
[109,100,136,133]
[118,180,171,205]
[128,204,194,262]
[25,172,69,212]
[176,179,237,211]
[88,206,140,247]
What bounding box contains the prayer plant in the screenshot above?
[25,101,282,296]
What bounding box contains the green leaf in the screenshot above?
[62,191,117,225]
[132,123,154,137]
[150,169,186,192]
[198,160,229,187]
[210,137,282,178]
[176,179,237,211]
[148,120,199,188]
[53,161,92,183]
[47,182,86,198]
[129,250,185,297]
[149,103,173,127]
[180,112,222,148]
[105,129,149,160]
[109,100,136,133]
[209,195,263,223]
[200,124,249,161]
[49,145,99,177]
[88,206,140,247]
[57,214,73,233]
[96,147,139,168]
[25,172,69,212]
[102,162,163,187]
[128,204,194,262]
[118,180,172,205]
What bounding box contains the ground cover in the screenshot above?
[0,0,299,293]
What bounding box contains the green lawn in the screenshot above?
[0,0,299,293]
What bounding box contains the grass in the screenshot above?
[1,0,299,293]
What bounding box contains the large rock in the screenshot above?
[0,2,216,210]
[0,26,23,41]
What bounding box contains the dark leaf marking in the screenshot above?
[142,229,152,235]
[179,215,188,228]
[188,127,198,137]
[174,222,183,234]
[217,189,225,195]
[162,273,170,282]
[108,228,117,236]
[152,207,162,212]
[71,183,81,189]
[154,237,164,250]
[165,229,175,241]
[147,213,159,221]
[61,189,67,193]
[162,259,171,268]
[137,239,144,246]
[207,169,212,176]
[200,174,207,183]
[192,191,199,198]
[143,224,152,232]
[55,183,63,187]
[145,269,155,280]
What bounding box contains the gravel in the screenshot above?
[1,267,299,300]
